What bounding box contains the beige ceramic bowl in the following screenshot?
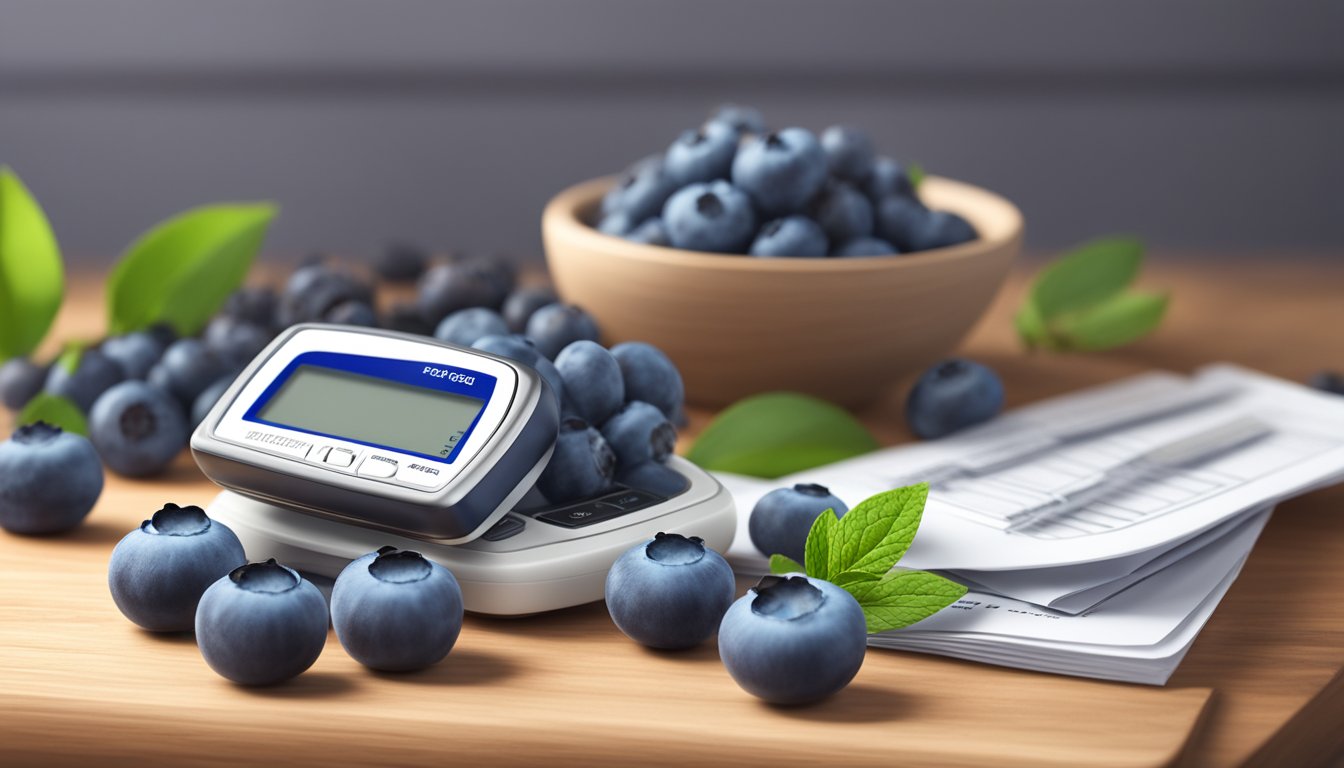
[542,176,1023,408]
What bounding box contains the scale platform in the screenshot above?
[207,457,737,616]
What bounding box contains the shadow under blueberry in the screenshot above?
[639,641,722,665]
[762,683,915,724]
[136,628,197,645]
[367,648,519,687]
[233,671,359,700]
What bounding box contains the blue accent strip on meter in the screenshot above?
[242,350,499,464]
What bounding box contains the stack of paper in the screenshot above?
[717,365,1344,684]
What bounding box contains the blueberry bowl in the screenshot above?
[542,175,1023,408]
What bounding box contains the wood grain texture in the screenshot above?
[1,260,1342,768]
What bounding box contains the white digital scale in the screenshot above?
[191,324,736,615]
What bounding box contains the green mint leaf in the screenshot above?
[907,163,925,190]
[1029,236,1143,320]
[769,554,805,575]
[686,392,877,479]
[803,508,840,581]
[846,569,968,634]
[833,570,881,587]
[1050,291,1169,352]
[828,483,929,578]
[56,342,85,375]
[1014,298,1048,350]
[106,202,277,336]
[0,167,64,361]
[18,393,88,436]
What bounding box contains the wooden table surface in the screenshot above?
[2,261,1342,767]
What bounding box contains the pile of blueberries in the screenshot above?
[105,502,465,685]
[597,104,978,258]
[0,244,689,507]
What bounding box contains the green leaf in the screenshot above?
[106,203,277,336]
[56,341,86,375]
[1014,298,1048,350]
[833,570,881,587]
[829,483,929,578]
[907,163,925,190]
[1051,291,1169,352]
[769,554,805,575]
[17,393,88,436]
[846,569,968,634]
[686,392,877,479]
[803,508,840,581]
[0,167,64,361]
[1030,236,1143,319]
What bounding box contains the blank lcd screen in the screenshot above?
[257,365,485,460]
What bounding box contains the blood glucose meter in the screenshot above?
[191,324,736,615]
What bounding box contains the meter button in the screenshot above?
[536,502,628,529]
[396,461,445,488]
[324,448,356,468]
[306,445,331,462]
[603,489,661,511]
[357,454,399,478]
[480,516,525,541]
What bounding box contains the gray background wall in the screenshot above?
[2,0,1341,265]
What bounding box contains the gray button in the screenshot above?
[357,454,398,478]
[325,448,356,468]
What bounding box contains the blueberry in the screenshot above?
[616,461,691,497]
[749,216,828,258]
[416,261,509,324]
[144,322,179,351]
[748,483,849,562]
[191,376,234,429]
[203,316,272,367]
[435,307,509,347]
[910,210,978,251]
[821,125,876,182]
[195,559,329,686]
[222,286,279,330]
[555,340,624,425]
[598,210,636,237]
[718,575,867,705]
[89,381,189,477]
[625,217,670,247]
[108,503,246,632]
[45,348,125,413]
[0,357,47,410]
[525,304,601,360]
[1309,370,1344,395]
[472,334,566,406]
[905,358,1004,439]
[600,156,678,225]
[600,401,675,466]
[662,181,757,254]
[874,194,932,252]
[708,104,766,136]
[863,157,915,201]
[0,422,103,535]
[832,237,898,258]
[605,532,735,650]
[382,302,436,336]
[324,300,377,328]
[501,286,559,333]
[665,121,738,187]
[101,332,166,380]
[731,128,828,217]
[811,181,874,245]
[375,241,429,283]
[609,341,684,420]
[147,338,229,409]
[538,417,615,502]
[475,256,517,300]
[331,547,464,672]
[279,267,374,326]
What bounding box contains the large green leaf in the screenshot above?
[106,203,277,336]
[1029,236,1143,319]
[829,483,930,578]
[685,392,878,478]
[845,569,968,633]
[0,167,64,361]
[1053,291,1169,351]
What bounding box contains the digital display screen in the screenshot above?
[257,365,486,460]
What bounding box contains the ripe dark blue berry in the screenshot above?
[748,483,849,562]
[147,338,229,410]
[665,121,739,187]
[525,304,601,360]
[605,532,735,650]
[601,401,676,467]
[501,286,559,333]
[101,332,166,380]
[89,381,189,477]
[0,358,47,411]
[662,181,757,254]
[538,417,616,502]
[905,358,1004,439]
[0,422,103,535]
[554,340,625,426]
[731,128,828,217]
[45,348,125,412]
[749,216,829,258]
[375,241,430,283]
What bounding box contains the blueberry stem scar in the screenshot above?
[369,549,433,583]
[750,575,826,620]
[645,532,707,565]
[793,483,832,497]
[145,503,212,536]
[13,422,62,444]
[230,559,301,593]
